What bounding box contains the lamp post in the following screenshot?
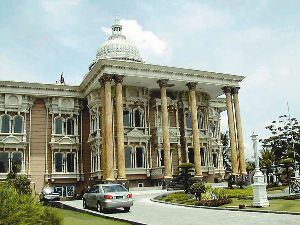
[251,132,269,207]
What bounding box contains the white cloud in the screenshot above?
[102,19,170,62]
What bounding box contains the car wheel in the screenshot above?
[124,207,130,212]
[83,199,87,209]
[97,202,104,213]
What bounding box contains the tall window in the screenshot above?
[210,123,216,137]
[12,151,23,173]
[13,115,23,133]
[66,118,75,135]
[125,146,132,168]
[158,149,164,167]
[55,117,64,134]
[54,152,63,172]
[136,147,144,168]
[200,148,205,166]
[197,111,204,129]
[185,112,192,129]
[66,152,75,172]
[0,114,10,133]
[212,153,218,167]
[123,110,131,127]
[188,148,194,164]
[134,109,143,127]
[0,152,9,173]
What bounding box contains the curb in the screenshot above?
[48,201,147,225]
[151,194,300,216]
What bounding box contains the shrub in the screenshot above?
[283,195,300,200]
[218,187,253,198]
[6,175,32,195]
[189,182,207,200]
[196,198,232,207]
[0,184,63,225]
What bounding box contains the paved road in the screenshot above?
[63,190,300,225]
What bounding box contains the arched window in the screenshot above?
[188,148,194,164]
[54,152,64,172]
[12,151,23,173]
[123,109,131,127]
[134,109,143,127]
[55,117,64,134]
[13,115,23,133]
[197,111,204,129]
[136,147,144,168]
[185,112,192,129]
[0,114,10,133]
[0,152,9,173]
[125,146,132,168]
[66,118,75,135]
[200,148,205,166]
[66,152,75,172]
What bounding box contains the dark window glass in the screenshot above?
[200,148,205,166]
[213,153,217,167]
[55,117,63,134]
[13,116,23,133]
[136,147,144,168]
[188,148,194,164]
[12,151,22,173]
[66,153,75,172]
[198,111,203,129]
[123,110,130,127]
[160,150,164,166]
[0,152,9,173]
[134,110,142,127]
[1,115,10,133]
[55,153,63,172]
[66,118,74,135]
[210,124,216,137]
[185,112,192,128]
[125,146,132,168]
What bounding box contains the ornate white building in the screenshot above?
[0,19,246,196]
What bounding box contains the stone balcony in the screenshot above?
[0,133,27,148]
[150,167,165,179]
[47,172,81,182]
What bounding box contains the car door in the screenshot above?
[91,186,100,208]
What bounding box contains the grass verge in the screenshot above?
[57,208,131,225]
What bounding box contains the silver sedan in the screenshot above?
[82,184,133,212]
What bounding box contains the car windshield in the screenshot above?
[102,185,127,193]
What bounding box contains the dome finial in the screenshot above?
[111,15,122,35]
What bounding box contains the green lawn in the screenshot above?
[57,209,130,225]
[223,198,300,213]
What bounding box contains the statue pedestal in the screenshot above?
[252,169,269,207]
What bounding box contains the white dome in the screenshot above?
[91,18,143,69]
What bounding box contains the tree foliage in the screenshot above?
[260,115,300,164]
[0,184,62,225]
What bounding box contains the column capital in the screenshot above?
[231,86,240,95]
[157,79,169,88]
[222,86,232,94]
[114,75,125,84]
[101,74,113,82]
[186,82,197,91]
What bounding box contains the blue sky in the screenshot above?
[0,0,299,159]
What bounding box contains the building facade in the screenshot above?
[0,19,246,196]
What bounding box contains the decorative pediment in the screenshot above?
[1,135,22,144]
[56,136,76,145]
[126,128,145,138]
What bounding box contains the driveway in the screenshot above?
[63,190,300,225]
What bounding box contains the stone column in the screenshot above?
[222,86,239,175]
[99,78,106,179]
[187,82,202,177]
[114,75,126,180]
[232,87,247,175]
[157,79,172,179]
[103,74,114,181]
